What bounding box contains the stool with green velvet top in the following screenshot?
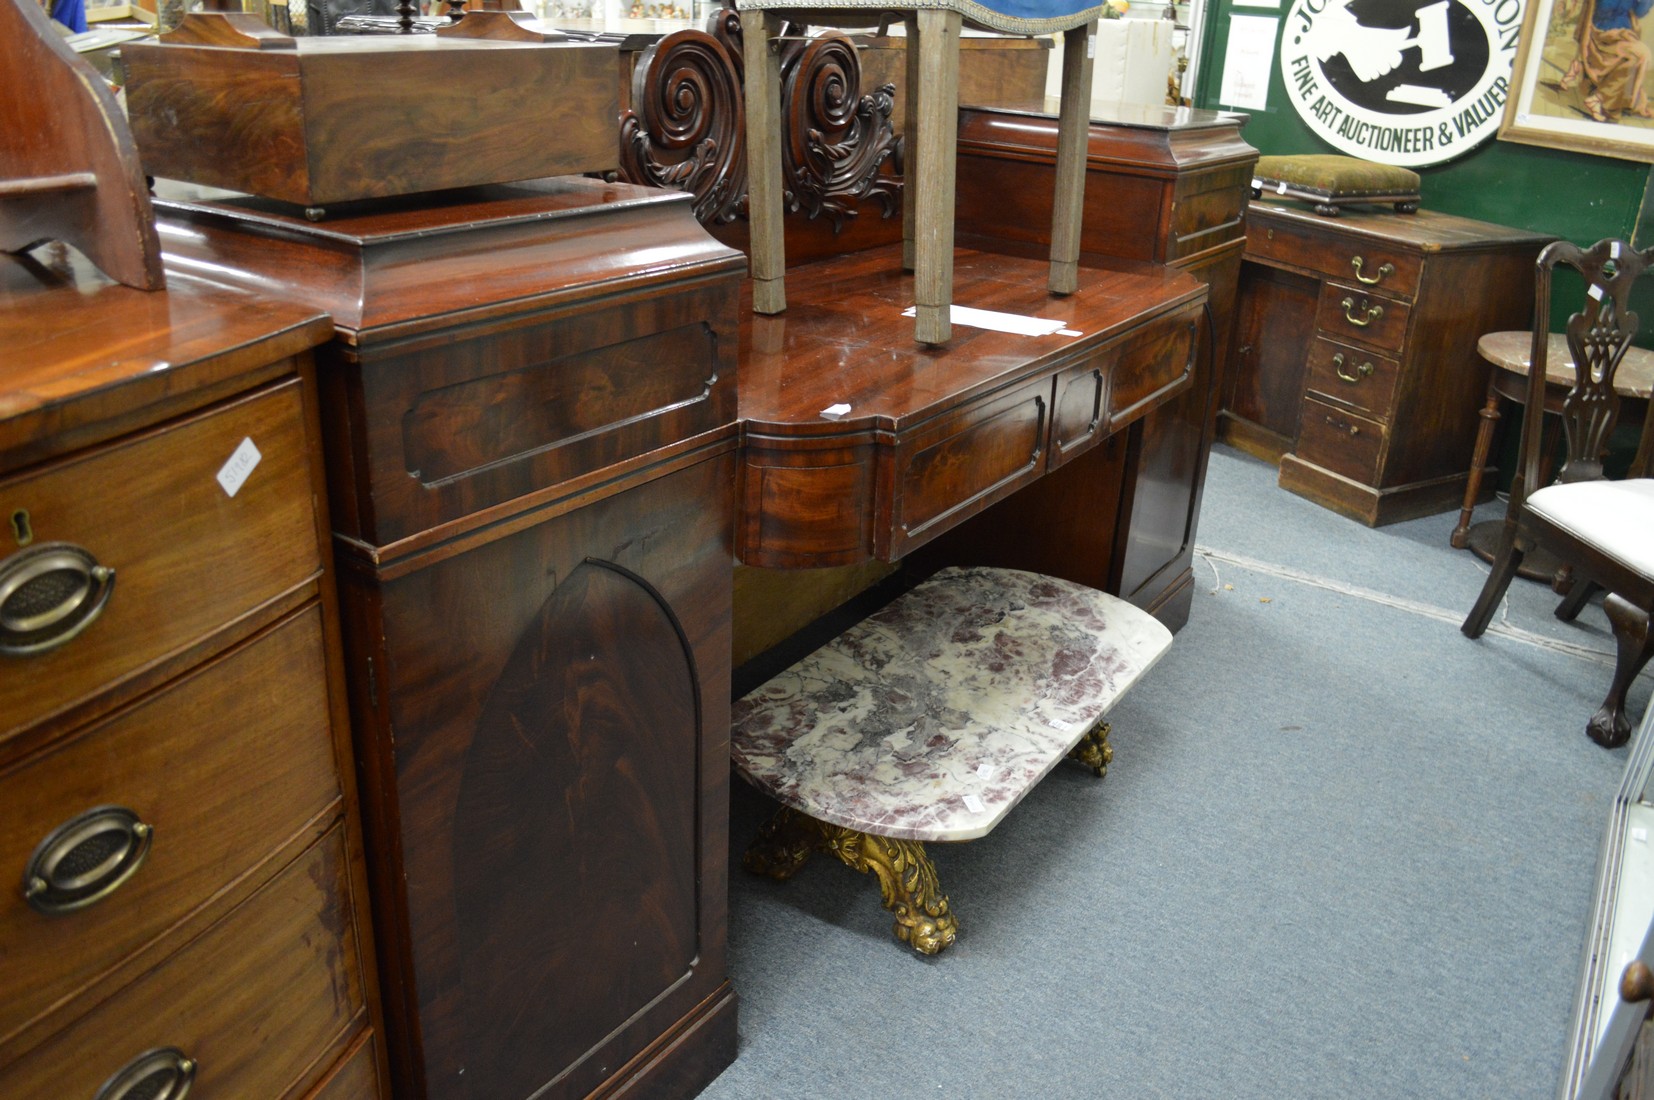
[1251,154,1421,216]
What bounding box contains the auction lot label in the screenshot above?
[1281,0,1525,166]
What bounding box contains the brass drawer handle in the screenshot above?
[1351,256,1394,285]
[1332,352,1375,383]
[23,805,152,915]
[94,1047,195,1100]
[1340,297,1384,327]
[1326,415,1360,436]
[0,541,115,657]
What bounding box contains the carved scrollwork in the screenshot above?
[779,31,901,231]
[617,0,902,231]
[619,27,748,224]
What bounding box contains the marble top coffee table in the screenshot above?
[731,566,1173,954]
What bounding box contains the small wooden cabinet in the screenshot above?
[156,177,746,1100]
[1223,202,1553,525]
[0,249,385,1097]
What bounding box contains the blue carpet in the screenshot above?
[700,445,1647,1099]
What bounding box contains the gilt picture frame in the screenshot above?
[1500,0,1654,162]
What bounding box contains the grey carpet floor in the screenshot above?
[699,444,1650,1099]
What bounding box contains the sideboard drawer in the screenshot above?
[889,377,1049,558]
[0,380,321,740]
[4,825,366,1100]
[1304,338,1402,421]
[0,607,340,1045]
[1296,397,1385,484]
[1314,283,1411,354]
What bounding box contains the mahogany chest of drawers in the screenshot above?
[0,249,385,1097]
[1222,202,1553,525]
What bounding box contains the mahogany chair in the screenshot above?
[1462,238,1654,748]
[738,0,1102,345]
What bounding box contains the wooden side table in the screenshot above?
[1451,330,1654,578]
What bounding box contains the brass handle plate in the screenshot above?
[1351,256,1394,286]
[1331,352,1375,383]
[0,541,114,657]
[1341,297,1384,328]
[23,805,152,915]
[94,1047,195,1100]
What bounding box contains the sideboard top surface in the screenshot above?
[739,246,1204,433]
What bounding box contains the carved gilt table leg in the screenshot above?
[743,805,819,881]
[1066,719,1113,779]
[743,807,959,954]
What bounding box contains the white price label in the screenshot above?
[216,437,262,498]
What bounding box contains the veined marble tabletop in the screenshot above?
[731,566,1174,843]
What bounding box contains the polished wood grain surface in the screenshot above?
[737,244,1203,567]
[0,380,322,743]
[155,176,739,344]
[0,608,339,1050]
[3,827,367,1100]
[124,25,617,207]
[2,249,386,1095]
[0,249,332,470]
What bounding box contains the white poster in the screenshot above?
[1220,15,1279,111]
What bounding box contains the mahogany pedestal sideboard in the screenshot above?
[156,179,746,1100]
[0,248,387,1096]
[940,103,1257,630]
[1222,201,1554,526]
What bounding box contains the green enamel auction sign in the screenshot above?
[1281,0,1526,166]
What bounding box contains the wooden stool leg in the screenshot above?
[901,12,919,273]
[742,9,786,315]
[1066,719,1112,778]
[819,822,959,955]
[1452,377,1502,549]
[1048,20,1096,296]
[911,8,960,345]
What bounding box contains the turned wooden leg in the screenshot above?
[818,823,958,955]
[1066,719,1113,778]
[911,8,960,345]
[1048,20,1095,297]
[743,805,819,881]
[1587,594,1654,749]
[742,9,786,315]
[1452,379,1502,549]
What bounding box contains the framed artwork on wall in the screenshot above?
[1500,0,1654,162]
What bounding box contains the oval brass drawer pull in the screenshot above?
[94,1047,195,1100]
[1332,352,1375,383]
[22,805,152,915]
[0,541,115,657]
[1341,297,1384,328]
[1351,256,1394,285]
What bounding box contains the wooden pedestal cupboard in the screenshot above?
[1222,202,1553,525]
[156,178,746,1100]
[0,248,386,1097]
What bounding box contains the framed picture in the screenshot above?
[1500,0,1654,161]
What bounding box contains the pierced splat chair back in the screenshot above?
[1524,239,1654,498]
